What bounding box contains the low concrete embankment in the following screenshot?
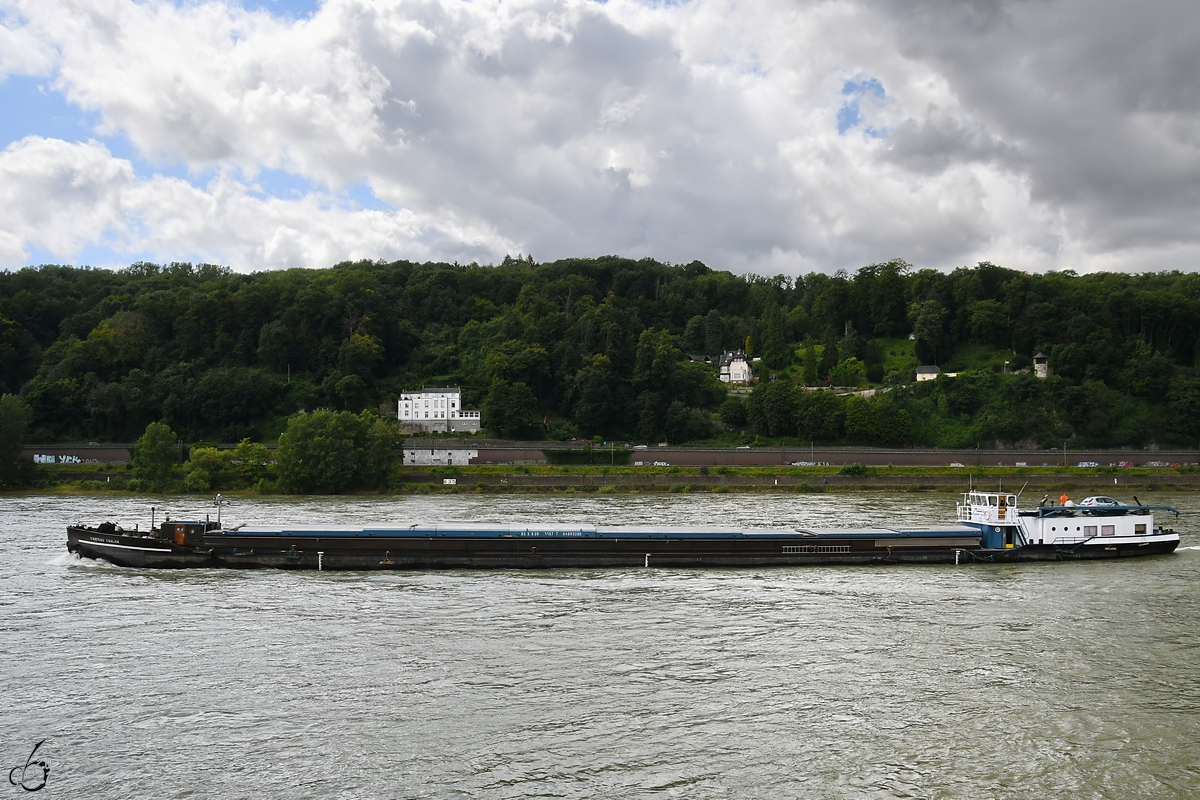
[398,470,1200,492]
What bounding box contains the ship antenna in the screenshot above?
[214,494,224,527]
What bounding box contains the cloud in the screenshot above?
[1,0,1199,275]
[867,0,1200,258]
[0,7,57,79]
[0,135,518,269]
[0,137,133,261]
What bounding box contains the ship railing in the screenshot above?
[1052,536,1096,545]
[957,505,1018,525]
[1033,505,1176,519]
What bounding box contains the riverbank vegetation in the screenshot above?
[5,257,1200,462]
[24,456,1200,496]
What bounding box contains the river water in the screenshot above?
[3,491,1199,799]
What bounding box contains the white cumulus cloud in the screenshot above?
[1,0,1199,274]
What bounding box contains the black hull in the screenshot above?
[66,527,1179,570]
[963,539,1180,562]
[67,527,217,568]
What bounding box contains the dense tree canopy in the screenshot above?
[131,421,178,491]
[276,410,399,494]
[0,394,34,487]
[5,256,1200,449]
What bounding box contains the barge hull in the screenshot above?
[67,526,1179,570]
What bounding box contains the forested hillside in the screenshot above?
[4,256,1200,449]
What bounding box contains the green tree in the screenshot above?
[683,315,706,352]
[968,299,1008,346]
[568,355,621,436]
[718,397,747,426]
[361,415,402,489]
[230,438,272,485]
[873,396,911,445]
[0,317,39,395]
[668,360,727,409]
[844,396,877,442]
[746,381,796,437]
[184,438,273,490]
[276,410,398,493]
[829,357,866,387]
[1167,375,1200,439]
[839,321,865,361]
[796,390,844,441]
[759,304,791,371]
[257,320,294,372]
[0,394,34,488]
[484,379,540,438]
[704,309,724,356]
[635,390,664,443]
[818,332,840,379]
[484,341,552,399]
[908,299,947,365]
[1115,336,1172,400]
[861,259,909,337]
[184,446,228,491]
[663,401,715,444]
[801,342,819,386]
[633,329,679,392]
[132,421,178,491]
[338,332,385,379]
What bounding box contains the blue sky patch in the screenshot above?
[250,167,316,199]
[0,76,101,149]
[837,76,886,136]
[0,76,200,182]
[342,181,392,212]
[250,169,392,211]
[235,0,323,18]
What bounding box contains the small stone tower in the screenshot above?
[1033,352,1048,379]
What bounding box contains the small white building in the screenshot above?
[719,351,752,384]
[398,387,481,433]
[916,366,958,382]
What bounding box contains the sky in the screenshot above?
[1,0,1198,276]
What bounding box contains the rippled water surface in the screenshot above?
[4,492,1200,798]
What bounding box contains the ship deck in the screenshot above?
[221,523,982,540]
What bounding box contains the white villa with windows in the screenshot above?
[719,351,753,384]
[398,387,481,433]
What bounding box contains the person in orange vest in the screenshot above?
[1060,492,1070,506]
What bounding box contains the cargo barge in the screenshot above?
[66,492,1180,570]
